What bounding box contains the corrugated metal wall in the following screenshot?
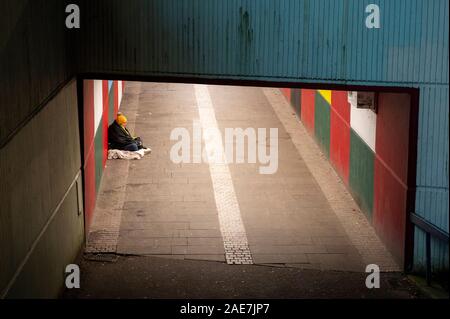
[1,0,447,287]
[414,85,449,271]
[75,0,448,271]
[76,0,448,86]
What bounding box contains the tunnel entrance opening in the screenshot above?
[80,77,418,274]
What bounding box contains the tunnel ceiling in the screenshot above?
[1,0,449,145]
[74,0,448,86]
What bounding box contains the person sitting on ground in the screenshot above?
[108,112,151,153]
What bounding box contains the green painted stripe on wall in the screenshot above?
[349,129,374,220]
[290,89,301,117]
[94,119,104,191]
[314,92,330,158]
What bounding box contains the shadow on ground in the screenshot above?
[62,254,424,299]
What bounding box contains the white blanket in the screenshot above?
[108,149,146,160]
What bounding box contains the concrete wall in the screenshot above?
[0,80,84,298]
[0,0,72,146]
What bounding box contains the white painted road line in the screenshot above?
[194,84,253,265]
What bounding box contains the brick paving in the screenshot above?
[86,82,400,272]
[194,84,253,264]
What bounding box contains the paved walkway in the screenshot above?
[86,82,399,272]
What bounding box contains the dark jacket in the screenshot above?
[108,121,135,149]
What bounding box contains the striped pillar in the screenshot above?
[83,80,124,231]
[281,88,412,266]
[373,93,411,266]
[279,88,301,118]
[330,90,350,183]
[83,80,96,229]
[93,80,104,191]
[102,80,109,166]
[315,90,332,158]
[348,92,376,219]
[300,89,315,133]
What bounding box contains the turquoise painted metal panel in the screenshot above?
[416,86,449,225]
[414,85,449,272]
[76,0,449,86]
[73,0,449,271]
[2,0,447,272]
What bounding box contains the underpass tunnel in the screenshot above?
[0,77,430,299]
[2,0,448,299]
[81,79,416,277]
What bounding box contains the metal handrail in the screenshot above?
[410,212,449,286]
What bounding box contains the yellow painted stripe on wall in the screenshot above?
[318,90,332,105]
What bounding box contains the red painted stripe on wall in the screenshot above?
[331,91,350,124]
[300,89,315,133]
[83,80,96,230]
[373,93,411,267]
[374,93,410,183]
[83,80,94,163]
[330,111,350,183]
[102,80,109,166]
[281,88,291,101]
[374,159,407,266]
[330,91,351,183]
